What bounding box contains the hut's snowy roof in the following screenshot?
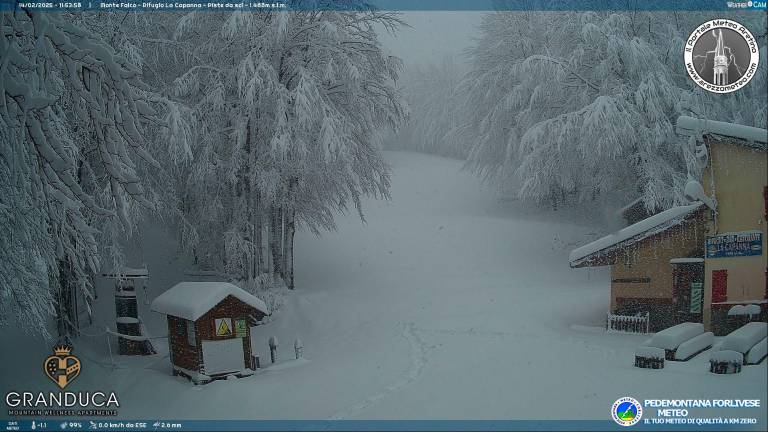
[569,202,705,267]
[151,282,269,321]
[676,116,767,149]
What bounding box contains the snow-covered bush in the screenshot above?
[234,275,287,320]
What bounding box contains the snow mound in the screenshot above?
[745,338,767,365]
[151,281,269,321]
[710,350,742,364]
[719,322,768,354]
[726,305,759,316]
[569,202,704,266]
[676,115,768,145]
[647,322,705,351]
[635,346,665,359]
[728,305,747,316]
[674,332,713,361]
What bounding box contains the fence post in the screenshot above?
[105,328,115,369]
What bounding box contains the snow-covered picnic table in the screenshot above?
[634,346,665,369]
[643,322,711,361]
[709,350,743,374]
[718,322,767,355]
[674,332,714,361]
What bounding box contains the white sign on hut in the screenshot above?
[151,282,269,384]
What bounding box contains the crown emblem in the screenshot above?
[45,345,81,389]
[53,345,72,356]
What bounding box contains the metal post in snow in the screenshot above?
[294,338,303,359]
[269,336,278,364]
[105,327,115,369]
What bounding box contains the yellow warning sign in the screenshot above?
[215,318,233,337]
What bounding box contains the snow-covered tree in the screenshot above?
[0,10,162,339]
[461,11,766,210]
[134,5,406,289]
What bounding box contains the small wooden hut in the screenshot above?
[151,282,269,383]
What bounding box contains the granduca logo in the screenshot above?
[4,345,120,417]
[612,397,643,427]
[5,391,119,408]
[44,346,81,389]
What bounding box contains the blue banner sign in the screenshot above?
[706,230,763,258]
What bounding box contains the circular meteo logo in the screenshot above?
[684,19,759,93]
[612,397,643,427]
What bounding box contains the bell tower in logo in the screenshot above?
[713,29,728,85]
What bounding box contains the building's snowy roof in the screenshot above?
[569,202,705,267]
[151,282,269,321]
[676,116,767,149]
[616,197,662,225]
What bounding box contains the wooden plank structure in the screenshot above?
[151,281,269,384]
[102,267,156,355]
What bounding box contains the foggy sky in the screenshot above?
[378,11,484,70]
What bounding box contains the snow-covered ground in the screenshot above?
[1,151,766,422]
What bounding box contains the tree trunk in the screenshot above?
[266,209,273,276]
[285,209,296,289]
[252,191,262,278]
[56,259,77,341]
[281,205,289,280]
[244,119,254,281]
[269,205,282,279]
[257,206,265,275]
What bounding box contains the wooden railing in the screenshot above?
[606,311,650,334]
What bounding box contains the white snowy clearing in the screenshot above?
[1,152,766,421]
